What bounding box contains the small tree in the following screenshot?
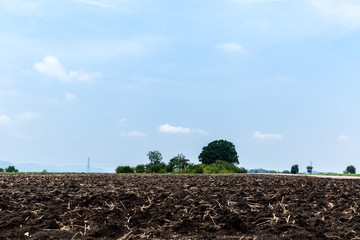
[0,168,4,172]
[169,154,190,171]
[199,139,239,165]
[346,165,356,174]
[307,165,313,174]
[291,164,299,174]
[147,151,163,165]
[116,166,134,173]
[5,166,18,173]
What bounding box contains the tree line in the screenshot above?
[0,166,19,173]
[116,139,247,174]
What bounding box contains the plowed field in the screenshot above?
[1,173,360,239]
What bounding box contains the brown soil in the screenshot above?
[1,173,360,239]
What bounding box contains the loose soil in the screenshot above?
[1,173,360,239]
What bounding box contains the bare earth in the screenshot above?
[1,173,360,239]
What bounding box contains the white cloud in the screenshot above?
[158,124,208,134]
[0,90,20,97]
[19,111,41,121]
[78,0,116,8]
[33,55,101,82]
[119,118,127,123]
[338,135,350,141]
[253,131,282,140]
[120,130,147,137]
[0,0,43,16]
[215,42,245,52]
[0,115,11,125]
[65,93,78,102]
[307,0,360,27]
[229,0,292,2]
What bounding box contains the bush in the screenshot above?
[0,168,4,172]
[41,169,48,174]
[291,164,299,174]
[203,165,220,174]
[5,166,18,173]
[158,168,167,174]
[282,170,290,174]
[135,164,146,173]
[346,165,356,174]
[145,163,166,173]
[192,165,204,174]
[238,167,248,173]
[116,166,134,173]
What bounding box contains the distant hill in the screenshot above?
[0,161,107,173]
[248,168,276,173]
[16,163,108,173]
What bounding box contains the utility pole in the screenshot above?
[87,157,90,173]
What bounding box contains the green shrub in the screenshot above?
[291,164,299,174]
[238,167,247,173]
[145,163,166,173]
[346,165,356,174]
[192,165,204,174]
[0,168,4,172]
[135,164,146,173]
[116,166,134,173]
[203,165,221,174]
[158,168,167,174]
[5,166,18,173]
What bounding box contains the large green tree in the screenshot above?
[198,140,239,165]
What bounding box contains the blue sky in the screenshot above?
[1,0,360,173]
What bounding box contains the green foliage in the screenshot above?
[41,169,48,174]
[158,168,167,174]
[174,161,246,174]
[346,165,356,174]
[0,168,4,172]
[307,166,313,174]
[203,164,220,174]
[282,170,291,174]
[147,150,163,165]
[192,165,204,174]
[198,139,239,165]
[291,164,299,174]
[168,154,190,171]
[5,166,18,173]
[269,170,277,173]
[173,164,203,174]
[145,163,166,173]
[116,166,134,173]
[238,167,248,173]
[135,164,146,173]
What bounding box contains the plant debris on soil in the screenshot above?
[1,173,360,239]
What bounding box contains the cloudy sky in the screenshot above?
[1,0,360,173]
